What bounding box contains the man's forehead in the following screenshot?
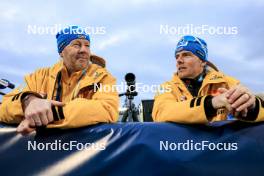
[176,50,202,61]
[176,50,193,56]
[71,38,90,44]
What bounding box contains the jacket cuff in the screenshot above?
[20,91,43,102]
[204,95,217,120]
[51,106,65,121]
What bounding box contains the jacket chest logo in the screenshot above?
[93,72,103,80]
[210,75,223,80]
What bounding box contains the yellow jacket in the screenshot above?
[0,57,119,129]
[152,69,264,124]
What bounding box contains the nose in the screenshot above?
[79,45,89,53]
[176,55,184,64]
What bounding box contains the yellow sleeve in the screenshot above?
[48,75,119,129]
[0,70,45,124]
[252,97,264,122]
[152,83,209,124]
[224,75,240,87]
[0,89,26,124]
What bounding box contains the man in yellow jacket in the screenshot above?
[152,35,264,124]
[0,25,119,134]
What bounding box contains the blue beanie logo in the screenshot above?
[77,34,86,39]
[175,35,208,62]
[56,25,90,53]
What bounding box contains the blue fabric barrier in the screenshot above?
[0,121,264,176]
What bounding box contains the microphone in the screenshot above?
[0,79,15,89]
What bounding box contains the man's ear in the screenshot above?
[201,61,206,67]
[59,53,63,58]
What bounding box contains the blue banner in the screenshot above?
[0,121,264,176]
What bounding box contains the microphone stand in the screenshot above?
[119,91,139,122]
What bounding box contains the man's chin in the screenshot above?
[78,59,88,65]
[178,73,185,79]
[75,63,89,71]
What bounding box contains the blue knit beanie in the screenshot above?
[175,35,208,61]
[56,25,90,53]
